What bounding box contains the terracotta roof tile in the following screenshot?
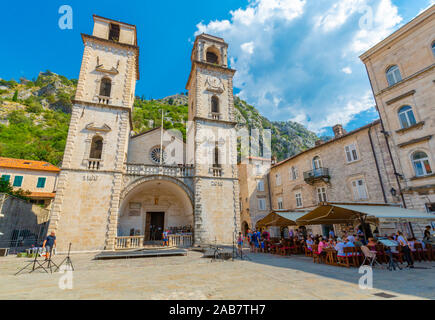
[0,157,60,173]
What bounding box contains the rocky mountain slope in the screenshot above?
[0,72,319,165]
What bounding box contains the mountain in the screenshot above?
[0,72,319,165]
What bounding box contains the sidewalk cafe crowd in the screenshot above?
[238,224,435,269]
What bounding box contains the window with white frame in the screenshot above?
[317,187,328,203]
[313,156,322,170]
[255,164,262,175]
[257,179,265,192]
[345,144,359,163]
[386,65,402,86]
[258,198,266,211]
[351,179,368,200]
[412,151,432,177]
[295,193,303,208]
[278,197,283,210]
[398,106,417,129]
[289,166,298,180]
[276,173,282,186]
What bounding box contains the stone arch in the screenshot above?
[205,45,221,64]
[120,175,194,206]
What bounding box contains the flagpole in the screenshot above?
[160,109,164,165]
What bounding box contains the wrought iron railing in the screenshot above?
[303,168,330,183]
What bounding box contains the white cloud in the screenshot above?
[195,0,403,133]
[241,42,255,55]
[342,67,352,74]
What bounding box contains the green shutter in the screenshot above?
[1,175,11,183]
[37,177,46,189]
[13,176,23,187]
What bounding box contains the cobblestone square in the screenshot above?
[1,251,434,300]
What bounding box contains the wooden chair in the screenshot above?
[337,248,353,268]
[280,240,290,256]
[414,243,428,262]
[425,244,434,261]
[392,246,404,264]
[312,245,325,264]
[375,245,387,264]
[304,245,313,257]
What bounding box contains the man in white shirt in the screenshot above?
[396,231,414,268]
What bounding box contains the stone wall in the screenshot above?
[0,194,50,249]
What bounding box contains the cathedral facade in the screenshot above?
[48,15,240,252]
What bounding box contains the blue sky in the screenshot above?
[0,0,433,135]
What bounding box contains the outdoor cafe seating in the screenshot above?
[253,205,435,269]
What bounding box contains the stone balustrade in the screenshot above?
[115,236,144,250]
[125,164,194,178]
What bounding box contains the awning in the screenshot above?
[256,211,309,227]
[297,203,435,225]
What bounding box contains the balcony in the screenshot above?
[303,168,330,185]
[126,164,194,178]
[211,166,223,177]
[88,159,102,170]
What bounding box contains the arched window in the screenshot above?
[432,41,435,56]
[412,151,432,177]
[386,65,402,86]
[313,156,322,170]
[206,50,219,64]
[398,106,417,129]
[213,142,220,167]
[99,78,112,97]
[211,96,219,113]
[90,136,103,159]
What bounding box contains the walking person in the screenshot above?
[162,229,169,247]
[396,231,414,268]
[42,231,57,261]
[237,232,244,255]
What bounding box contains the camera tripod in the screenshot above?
[55,243,74,272]
[15,247,59,275]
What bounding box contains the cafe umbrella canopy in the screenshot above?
[256,211,309,228]
[296,202,435,239]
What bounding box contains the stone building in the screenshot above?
[0,157,60,207]
[48,16,240,252]
[360,5,435,215]
[238,157,272,234]
[245,121,403,236]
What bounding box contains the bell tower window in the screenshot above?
[109,23,120,42]
[211,96,219,113]
[90,136,103,159]
[206,51,219,64]
[99,78,112,97]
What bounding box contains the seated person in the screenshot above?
[306,236,314,251]
[334,238,346,257]
[316,237,327,257]
[344,237,355,256]
[353,236,363,247]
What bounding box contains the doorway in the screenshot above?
[145,212,165,241]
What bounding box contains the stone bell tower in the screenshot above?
[48,15,139,252]
[186,34,240,245]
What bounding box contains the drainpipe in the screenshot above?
[363,63,414,237]
[368,126,388,203]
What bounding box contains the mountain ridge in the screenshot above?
[0,72,319,165]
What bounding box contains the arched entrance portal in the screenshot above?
[118,178,194,243]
